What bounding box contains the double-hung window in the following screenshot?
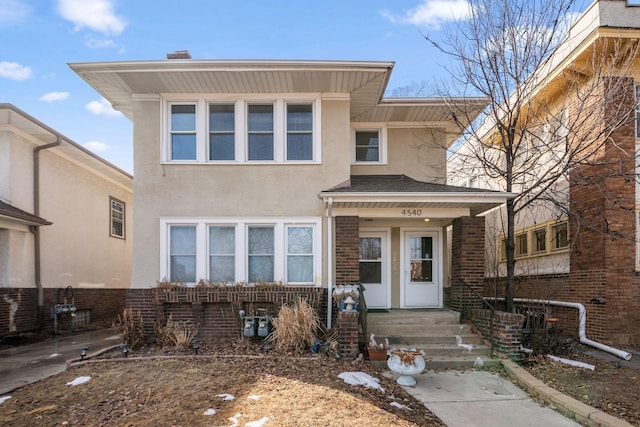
[515,233,528,257]
[209,104,235,160]
[248,104,275,161]
[170,104,197,160]
[110,197,125,239]
[287,226,314,283]
[551,222,569,250]
[209,226,235,283]
[532,227,546,254]
[170,226,197,282]
[352,124,387,164]
[248,226,275,282]
[286,104,313,161]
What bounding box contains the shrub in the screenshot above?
[155,314,199,349]
[268,298,320,354]
[115,309,147,350]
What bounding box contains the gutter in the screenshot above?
[325,197,333,329]
[31,137,61,318]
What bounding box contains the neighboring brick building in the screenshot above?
[449,1,640,346]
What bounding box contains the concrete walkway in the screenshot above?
[0,329,121,395]
[386,369,582,427]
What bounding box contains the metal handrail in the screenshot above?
[458,279,495,354]
[357,283,367,343]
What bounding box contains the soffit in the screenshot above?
[69,60,395,121]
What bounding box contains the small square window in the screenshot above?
[110,197,125,239]
[355,130,380,162]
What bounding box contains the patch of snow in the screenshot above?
[104,335,120,341]
[203,408,216,416]
[390,401,412,410]
[228,413,243,426]
[217,393,235,400]
[245,417,269,427]
[338,372,385,392]
[66,376,91,386]
[247,395,261,400]
[48,353,62,358]
[0,396,12,405]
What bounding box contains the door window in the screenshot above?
[410,236,433,282]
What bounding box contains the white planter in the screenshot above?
[387,354,426,386]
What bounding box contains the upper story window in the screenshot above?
[163,95,321,164]
[532,227,547,254]
[550,221,569,250]
[209,104,235,160]
[352,123,387,164]
[170,104,197,160]
[110,197,125,239]
[515,233,528,258]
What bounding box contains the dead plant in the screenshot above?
[155,314,199,349]
[115,309,147,350]
[268,298,320,354]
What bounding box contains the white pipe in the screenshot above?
[547,354,595,370]
[512,298,632,361]
[325,198,333,330]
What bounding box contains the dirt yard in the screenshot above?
[0,340,444,427]
[1,335,639,426]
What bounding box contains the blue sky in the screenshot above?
[1,0,580,173]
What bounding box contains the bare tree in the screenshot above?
[431,0,640,312]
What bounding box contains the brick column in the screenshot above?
[338,311,359,360]
[449,216,485,311]
[334,216,360,284]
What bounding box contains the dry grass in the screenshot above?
[114,309,146,350]
[268,298,321,354]
[154,314,199,349]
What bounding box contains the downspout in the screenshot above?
[325,197,333,329]
[512,298,632,361]
[31,137,62,321]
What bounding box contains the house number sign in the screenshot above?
[400,209,423,217]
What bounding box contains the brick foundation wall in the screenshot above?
[334,216,360,283]
[126,286,327,340]
[0,288,126,336]
[471,309,524,359]
[448,216,485,311]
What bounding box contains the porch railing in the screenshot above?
[358,283,367,343]
[458,279,495,353]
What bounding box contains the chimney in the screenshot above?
[166,50,192,60]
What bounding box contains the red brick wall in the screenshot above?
[0,288,126,336]
[449,216,486,310]
[471,309,525,359]
[126,286,327,339]
[338,311,359,360]
[334,216,360,283]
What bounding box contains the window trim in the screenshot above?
[351,123,388,164]
[162,94,321,164]
[550,221,569,251]
[160,217,321,286]
[109,197,125,239]
[532,227,547,254]
[497,218,569,262]
[515,232,529,258]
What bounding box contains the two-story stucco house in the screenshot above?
[0,104,133,336]
[70,58,511,337]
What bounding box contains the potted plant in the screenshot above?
[387,348,426,386]
[367,334,388,361]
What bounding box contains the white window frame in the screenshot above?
[160,217,322,286]
[109,197,125,239]
[161,94,321,164]
[351,123,388,164]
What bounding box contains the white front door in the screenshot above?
[401,229,442,308]
[359,231,390,308]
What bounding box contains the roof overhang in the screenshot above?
[69,59,396,121]
[0,201,52,227]
[318,191,512,217]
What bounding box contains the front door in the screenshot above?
[401,230,441,308]
[359,231,389,308]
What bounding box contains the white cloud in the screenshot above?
[0,0,31,24]
[56,0,127,35]
[0,61,32,81]
[85,36,117,49]
[85,98,122,117]
[39,91,70,102]
[382,0,471,29]
[83,141,110,153]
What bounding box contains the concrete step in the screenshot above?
[394,343,492,357]
[383,333,484,345]
[368,323,474,337]
[367,310,460,326]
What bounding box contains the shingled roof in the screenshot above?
[323,175,501,194]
